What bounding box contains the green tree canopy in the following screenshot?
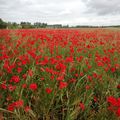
[0,18,7,29]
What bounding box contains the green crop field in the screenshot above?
[0,28,120,120]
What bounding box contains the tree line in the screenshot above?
[0,18,120,29]
[0,18,69,29]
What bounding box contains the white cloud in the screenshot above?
[0,0,120,25]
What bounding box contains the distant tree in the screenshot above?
[0,18,7,29]
[47,24,62,28]
[34,22,41,28]
[12,22,18,28]
[7,22,12,28]
[7,22,19,29]
[63,25,69,28]
[34,22,47,28]
[41,23,47,28]
[20,22,33,29]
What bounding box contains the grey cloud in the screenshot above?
[84,0,120,15]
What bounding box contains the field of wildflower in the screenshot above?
[0,28,120,120]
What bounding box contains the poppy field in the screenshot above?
[0,28,120,120]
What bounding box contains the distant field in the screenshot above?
[0,28,120,120]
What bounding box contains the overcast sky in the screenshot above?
[0,0,120,26]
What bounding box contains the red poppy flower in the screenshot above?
[15,100,24,108]
[29,83,37,91]
[46,88,52,94]
[79,102,85,111]
[11,76,20,83]
[24,106,31,112]
[59,81,67,89]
